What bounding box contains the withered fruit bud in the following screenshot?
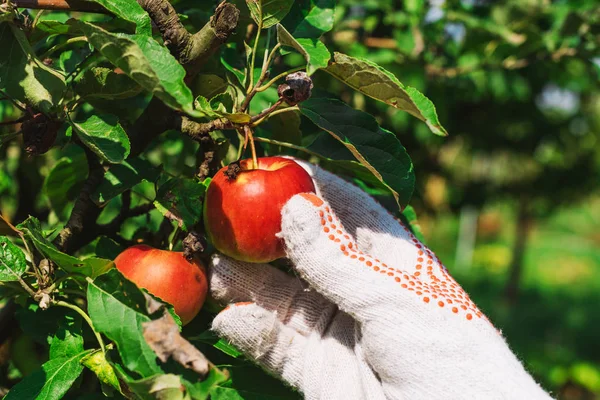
[224,161,241,180]
[22,113,60,156]
[183,231,206,262]
[277,71,313,105]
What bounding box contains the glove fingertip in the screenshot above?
[212,302,282,359]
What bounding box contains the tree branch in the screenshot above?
[139,0,239,77]
[128,2,239,155]
[36,2,239,254]
[53,146,104,253]
[12,0,109,13]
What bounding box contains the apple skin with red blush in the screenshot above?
[114,245,208,325]
[203,157,316,263]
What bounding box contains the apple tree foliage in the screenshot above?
[0,0,598,398]
[0,0,445,398]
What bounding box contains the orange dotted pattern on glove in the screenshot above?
[307,194,486,322]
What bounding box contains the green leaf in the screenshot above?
[153,178,206,231]
[43,151,89,220]
[70,113,130,164]
[119,372,187,400]
[91,158,160,206]
[18,216,114,278]
[192,74,228,100]
[34,20,77,37]
[75,66,142,100]
[81,350,121,393]
[189,330,242,358]
[87,269,162,377]
[299,97,415,208]
[195,95,220,118]
[281,0,335,38]
[185,368,231,400]
[267,109,302,150]
[318,159,391,194]
[276,24,331,75]
[247,0,294,29]
[49,314,84,359]
[0,236,27,282]
[3,350,92,400]
[220,46,246,87]
[95,236,124,260]
[75,21,195,114]
[324,52,448,136]
[15,303,73,346]
[0,23,65,114]
[86,0,152,35]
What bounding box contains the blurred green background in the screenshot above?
[316,0,600,398]
[1,0,599,398]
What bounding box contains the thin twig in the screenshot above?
[249,98,283,123]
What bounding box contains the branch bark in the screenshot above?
[12,0,109,13]
[138,0,239,77]
[53,146,104,253]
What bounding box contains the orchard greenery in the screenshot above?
[1,0,598,398]
[0,0,443,398]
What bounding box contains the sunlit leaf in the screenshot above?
[247,0,294,29]
[324,53,448,136]
[300,97,415,207]
[0,236,27,282]
[277,24,331,75]
[70,113,130,164]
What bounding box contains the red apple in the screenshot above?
[114,245,207,325]
[203,157,315,263]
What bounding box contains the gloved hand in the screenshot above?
[209,160,552,400]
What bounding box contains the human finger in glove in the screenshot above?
[209,159,553,400]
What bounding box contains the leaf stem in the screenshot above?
[264,43,281,74]
[32,10,45,29]
[251,105,298,126]
[247,11,263,93]
[255,66,304,92]
[41,36,88,59]
[53,300,106,353]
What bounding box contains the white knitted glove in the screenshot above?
[210,161,553,400]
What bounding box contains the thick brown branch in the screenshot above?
[128,2,239,155]
[137,0,239,78]
[137,0,192,61]
[183,2,239,76]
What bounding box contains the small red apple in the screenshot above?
[203,156,315,263]
[114,245,207,325]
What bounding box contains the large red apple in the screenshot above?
[114,245,207,325]
[203,157,315,263]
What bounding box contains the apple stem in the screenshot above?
[244,125,259,170]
